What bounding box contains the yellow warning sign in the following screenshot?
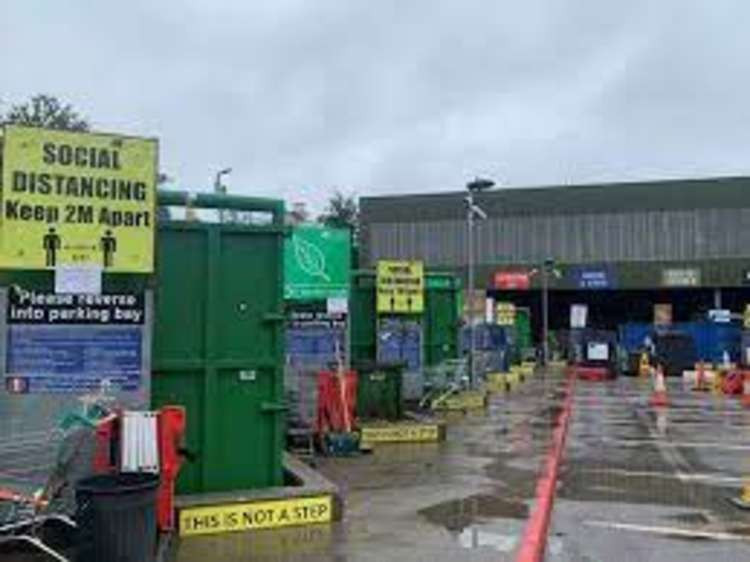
[179,495,333,537]
[376,260,424,314]
[496,302,516,326]
[744,304,750,329]
[0,125,157,272]
[432,390,487,411]
[360,423,441,443]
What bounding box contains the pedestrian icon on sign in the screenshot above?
[100,230,117,268]
[43,227,61,267]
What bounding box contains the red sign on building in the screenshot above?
[494,271,531,290]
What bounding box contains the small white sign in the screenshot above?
[55,265,102,295]
[570,304,588,329]
[326,297,349,315]
[587,342,609,361]
[708,309,731,323]
[484,297,495,324]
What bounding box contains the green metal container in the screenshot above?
[513,307,533,364]
[151,192,286,495]
[353,360,404,420]
[424,274,462,366]
[349,270,461,367]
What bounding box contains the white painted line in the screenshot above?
[578,468,745,486]
[583,520,750,542]
[590,438,750,451]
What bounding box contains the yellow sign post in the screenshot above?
[376,260,424,313]
[0,125,157,272]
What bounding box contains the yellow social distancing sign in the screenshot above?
[376,260,424,314]
[1,125,157,272]
[179,495,333,537]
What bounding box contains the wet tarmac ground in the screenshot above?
[175,371,750,561]
[550,375,750,561]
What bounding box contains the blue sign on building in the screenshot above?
[572,266,615,289]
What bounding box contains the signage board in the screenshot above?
[587,342,609,361]
[288,310,346,330]
[708,309,731,323]
[4,288,146,393]
[376,260,424,314]
[496,302,516,326]
[360,423,441,444]
[745,304,750,329]
[571,266,614,289]
[654,303,673,325]
[494,271,530,290]
[284,226,351,300]
[0,125,157,272]
[570,304,588,329]
[662,268,700,287]
[179,495,333,537]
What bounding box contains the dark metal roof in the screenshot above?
[361,176,750,223]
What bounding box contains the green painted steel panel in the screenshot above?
[350,273,377,363]
[350,270,460,367]
[424,277,461,366]
[152,209,285,494]
[514,308,532,350]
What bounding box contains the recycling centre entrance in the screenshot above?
[489,264,750,356]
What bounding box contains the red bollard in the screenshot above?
[157,406,187,532]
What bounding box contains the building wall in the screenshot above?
[362,178,750,268]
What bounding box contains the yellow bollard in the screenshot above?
[730,479,750,509]
[639,352,651,377]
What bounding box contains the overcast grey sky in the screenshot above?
[3,1,749,208]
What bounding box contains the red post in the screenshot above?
[157,406,186,532]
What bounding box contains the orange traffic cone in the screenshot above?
[742,372,750,408]
[650,365,669,407]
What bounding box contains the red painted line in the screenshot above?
[515,371,576,562]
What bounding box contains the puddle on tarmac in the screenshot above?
[418,493,528,532]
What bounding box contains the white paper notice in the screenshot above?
[327,297,349,315]
[55,265,103,295]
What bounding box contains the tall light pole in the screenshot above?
[541,257,557,366]
[465,177,494,388]
[214,167,232,223]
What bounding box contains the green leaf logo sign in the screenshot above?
[293,235,330,282]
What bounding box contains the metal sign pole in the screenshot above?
[467,190,475,388]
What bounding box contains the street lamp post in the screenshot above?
[465,178,494,388]
[214,167,232,223]
[541,257,556,366]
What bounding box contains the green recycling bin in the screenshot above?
[353,360,404,421]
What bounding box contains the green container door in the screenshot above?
[424,275,461,367]
[152,222,285,494]
[350,273,377,363]
[350,270,461,367]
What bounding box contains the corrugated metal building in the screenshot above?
[360,176,750,334]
